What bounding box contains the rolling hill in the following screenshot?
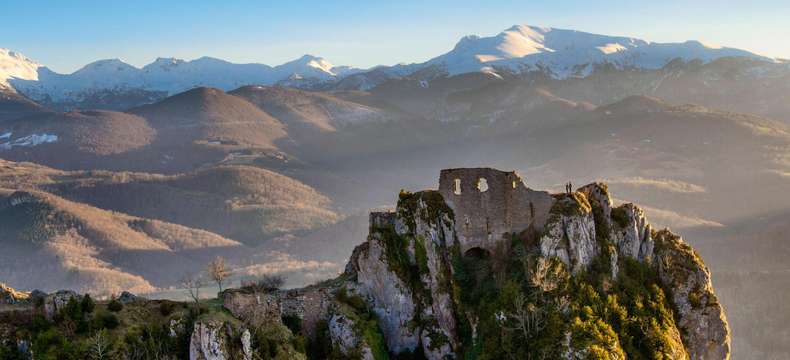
[0,160,340,245]
[132,87,286,150]
[0,89,46,122]
[0,189,242,295]
[230,85,388,133]
[0,109,155,170]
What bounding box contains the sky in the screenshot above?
[3,0,789,73]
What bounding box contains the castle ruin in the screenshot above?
[437,168,554,254]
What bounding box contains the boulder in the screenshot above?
[117,291,142,304]
[189,321,228,360]
[43,290,78,320]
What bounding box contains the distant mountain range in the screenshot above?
[0,24,776,110]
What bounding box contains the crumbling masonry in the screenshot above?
[437,168,555,254]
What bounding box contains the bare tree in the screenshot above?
[502,292,546,340]
[181,272,205,309]
[207,256,230,293]
[88,329,111,360]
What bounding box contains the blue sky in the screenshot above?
[3,0,789,73]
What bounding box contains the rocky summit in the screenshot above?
[328,168,730,359]
[0,168,729,360]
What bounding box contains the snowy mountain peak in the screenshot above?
[76,59,138,74]
[427,23,768,76]
[275,54,337,78]
[0,48,42,88]
[296,54,335,72]
[146,57,187,69]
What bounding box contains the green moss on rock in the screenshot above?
[610,206,631,229]
[550,192,592,217]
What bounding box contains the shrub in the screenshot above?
[306,319,333,359]
[282,314,302,334]
[0,343,25,360]
[159,301,176,316]
[81,294,95,314]
[92,311,120,330]
[611,206,631,228]
[242,274,286,293]
[335,288,368,312]
[107,299,123,312]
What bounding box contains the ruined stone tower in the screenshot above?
[438,168,554,254]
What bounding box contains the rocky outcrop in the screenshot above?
[539,193,598,273]
[331,170,729,360]
[240,329,253,360]
[43,290,78,320]
[354,221,420,353]
[189,321,229,360]
[328,312,375,359]
[117,291,142,304]
[611,203,654,262]
[347,192,459,358]
[0,283,30,305]
[653,230,730,360]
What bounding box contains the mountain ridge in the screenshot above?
[0,23,776,109]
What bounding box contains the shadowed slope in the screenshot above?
[132,87,286,149]
[230,85,387,133]
[0,160,341,245]
[0,189,241,294]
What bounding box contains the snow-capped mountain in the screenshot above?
[342,24,773,89]
[421,25,768,77]
[1,50,356,108]
[0,49,41,90]
[0,23,775,109]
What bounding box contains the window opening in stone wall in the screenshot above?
[454,178,462,195]
[512,180,517,189]
[477,178,489,192]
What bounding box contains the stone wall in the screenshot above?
[438,168,554,254]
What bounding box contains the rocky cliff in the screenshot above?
[321,171,729,359]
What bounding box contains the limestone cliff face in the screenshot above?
[653,230,730,360]
[188,319,259,360]
[347,192,458,358]
[188,315,302,360]
[328,312,376,360]
[537,183,729,359]
[189,321,230,360]
[334,173,729,360]
[539,193,599,273]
